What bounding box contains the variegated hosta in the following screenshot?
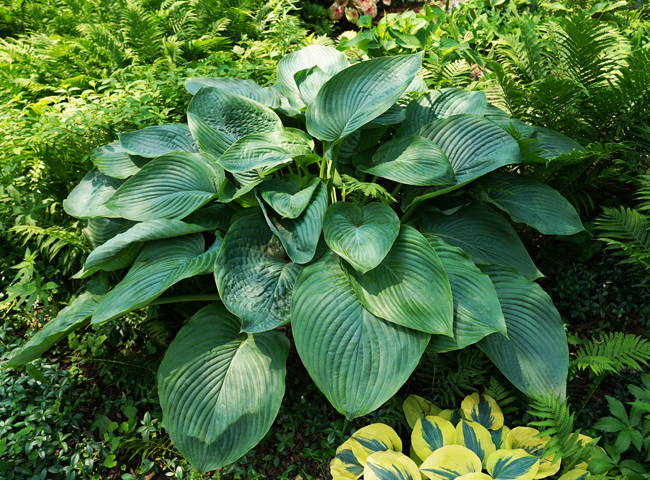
[8,45,584,472]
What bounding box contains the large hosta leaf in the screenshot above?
[64,170,123,219]
[323,202,400,274]
[483,105,534,138]
[399,89,488,137]
[364,451,421,480]
[92,234,222,324]
[78,219,214,279]
[258,175,319,219]
[530,127,584,159]
[257,178,327,264]
[277,45,349,108]
[424,235,506,353]
[479,172,584,235]
[359,135,455,186]
[294,66,331,106]
[292,251,429,419]
[216,129,314,173]
[345,226,453,336]
[185,77,281,108]
[118,124,198,158]
[104,152,224,221]
[83,217,135,249]
[158,304,289,473]
[417,115,521,185]
[478,265,569,399]
[215,212,300,333]
[91,141,150,179]
[416,202,542,280]
[187,87,282,157]
[306,53,423,142]
[8,291,101,366]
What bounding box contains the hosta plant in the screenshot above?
[8,45,586,472]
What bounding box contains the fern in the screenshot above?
[121,435,181,461]
[573,333,650,376]
[595,207,650,271]
[483,377,519,415]
[341,174,396,206]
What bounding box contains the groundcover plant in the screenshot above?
[8,45,587,472]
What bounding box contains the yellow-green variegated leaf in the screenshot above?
[215,211,300,333]
[491,426,511,450]
[403,395,442,429]
[557,470,589,480]
[345,225,454,335]
[185,77,281,108]
[64,170,123,219]
[456,420,497,466]
[351,424,402,465]
[505,427,560,479]
[437,409,464,426]
[118,124,198,158]
[456,474,494,480]
[323,202,400,274]
[410,445,423,467]
[92,234,222,324]
[306,53,423,142]
[486,449,540,480]
[419,445,482,480]
[331,437,364,479]
[104,153,224,222]
[424,235,506,353]
[461,394,504,431]
[365,451,421,480]
[258,175,319,219]
[412,416,456,461]
[292,251,429,420]
[477,265,569,399]
[157,304,289,473]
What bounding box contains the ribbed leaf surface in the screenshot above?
[91,141,150,179]
[217,129,314,173]
[416,202,542,280]
[306,53,423,142]
[83,217,135,250]
[258,175,319,219]
[417,115,521,185]
[424,235,506,353]
[257,178,327,264]
[292,251,429,420]
[360,135,455,186]
[345,226,453,335]
[530,127,584,159]
[399,89,488,136]
[323,202,400,274]
[185,77,281,108]
[483,105,534,137]
[294,66,331,106]
[158,304,289,473]
[215,212,300,333]
[104,152,224,221]
[92,234,222,324]
[64,170,123,219]
[479,172,584,235]
[478,265,569,399]
[119,124,198,158]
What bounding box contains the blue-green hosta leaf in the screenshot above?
[258,175,319,219]
[416,202,542,280]
[292,251,429,420]
[187,87,282,157]
[104,152,224,221]
[92,234,222,324]
[7,291,101,366]
[158,303,289,473]
[118,124,198,158]
[424,235,506,353]
[360,135,454,186]
[64,170,123,219]
[365,104,406,128]
[306,53,423,142]
[364,451,421,480]
[483,105,534,138]
[185,77,281,108]
[215,212,300,333]
[398,89,488,137]
[91,141,150,179]
[77,219,214,279]
[345,225,453,335]
[323,202,400,274]
[181,203,234,231]
[478,265,569,399]
[486,449,540,480]
[277,45,349,108]
[530,127,584,159]
[294,66,331,106]
[257,178,327,264]
[406,75,427,93]
[84,217,135,249]
[219,177,263,205]
[417,114,521,185]
[479,172,584,235]
[216,129,314,173]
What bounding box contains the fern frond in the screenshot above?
[121,435,181,461]
[596,207,650,270]
[483,377,519,414]
[638,174,650,213]
[574,333,650,376]
[341,175,396,206]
